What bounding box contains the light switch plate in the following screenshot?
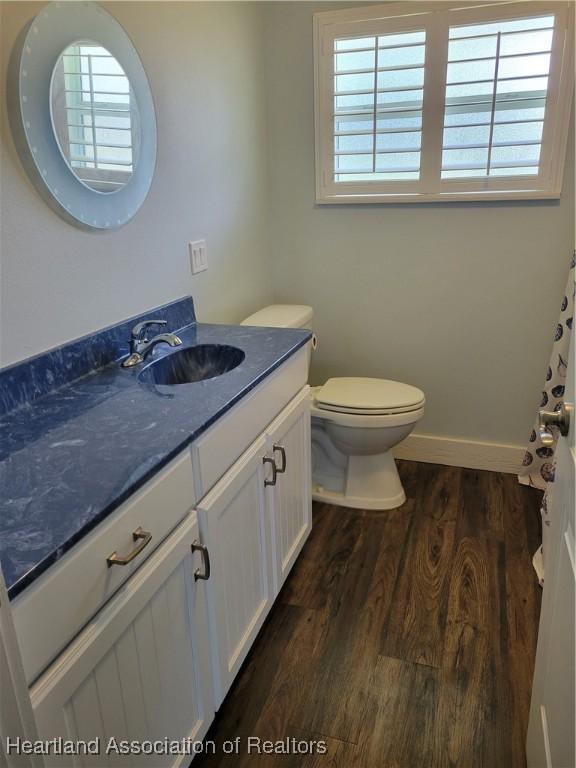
[189,240,208,274]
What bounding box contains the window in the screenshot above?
[314,2,574,202]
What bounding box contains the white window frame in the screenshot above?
[314,1,574,203]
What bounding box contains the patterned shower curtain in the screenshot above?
[518,250,575,584]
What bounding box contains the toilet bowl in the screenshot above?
[241,306,424,510]
[310,379,424,509]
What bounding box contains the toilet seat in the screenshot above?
[314,377,425,416]
[317,401,424,416]
[310,388,425,429]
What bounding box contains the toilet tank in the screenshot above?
[241,304,314,331]
[241,304,315,374]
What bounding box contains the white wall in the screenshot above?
[262,1,575,447]
[0,1,273,366]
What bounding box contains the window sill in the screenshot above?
[315,189,562,204]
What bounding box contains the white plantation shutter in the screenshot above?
[314,2,574,203]
[334,31,425,182]
[442,16,554,179]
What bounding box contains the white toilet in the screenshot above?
[241,305,425,510]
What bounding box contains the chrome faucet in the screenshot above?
[121,319,182,368]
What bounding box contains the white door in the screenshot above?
[30,514,214,768]
[265,387,312,595]
[197,435,273,707]
[526,330,575,768]
[0,569,39,768]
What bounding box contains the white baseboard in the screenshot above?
[393,433,524,474]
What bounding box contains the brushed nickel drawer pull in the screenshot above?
[192,540,211,581]
[273,444,287,473]
[263,456,278,486]
[107,527,152,567]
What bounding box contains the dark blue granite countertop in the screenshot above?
[0,310,310,600]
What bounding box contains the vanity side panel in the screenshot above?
[0,568,39,768]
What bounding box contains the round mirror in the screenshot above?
[50,41,141,194]
[9,2,157,230]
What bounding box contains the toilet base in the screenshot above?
[312,451,406,510]
[312,484,406,510]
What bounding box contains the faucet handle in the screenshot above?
[131,319,167,341]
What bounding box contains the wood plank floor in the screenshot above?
[194,460,542,768]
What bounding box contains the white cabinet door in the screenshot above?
[197,436,273,707]
[30,514,213,768]
[265,387,312,595]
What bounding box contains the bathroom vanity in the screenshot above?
[0,297,312,764]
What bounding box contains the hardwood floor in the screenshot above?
[194,460,542,768]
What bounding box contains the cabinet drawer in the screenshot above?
[13,450,196,685]
[192,347,308,497]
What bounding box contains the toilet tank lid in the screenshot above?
[241,305,313,329]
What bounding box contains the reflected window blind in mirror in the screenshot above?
[314,1,574,202]
[54,43,135,192]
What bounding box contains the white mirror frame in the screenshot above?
[8,1,157,231]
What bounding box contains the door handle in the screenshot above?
[539,402,572,445]
[107,527,152,567]
[191,540,211,581]
[273,444,287,473]
[263,456,278,486]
